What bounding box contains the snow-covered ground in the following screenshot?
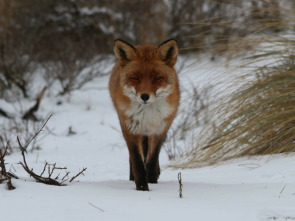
[1,58,295,221]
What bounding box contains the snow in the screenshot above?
[1,58,295,221]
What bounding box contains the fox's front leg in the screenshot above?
[125,135,149,191]
[129,158,134,181]
[146,135,165,183]
[130,144,148,190]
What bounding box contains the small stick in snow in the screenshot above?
[89,202,105,212]
[280,185,286,194]
[279,184,286,198]
[178,172,183,198]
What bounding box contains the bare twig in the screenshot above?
[17,115,87,186]
[7,172,18,179]
[6,178,15,190]
[40,162,48,177]
[88,202,105,212]
[18,151,64,186]
[18,115,65,186]
[61,171,70,182]
[178,172,183,198]
[0,142,17,190]
[0,145,8,179]
[279,184,286,198]
[69,168,87,182]
[18,114,52,152]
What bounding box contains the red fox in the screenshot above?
[109,39,180,191]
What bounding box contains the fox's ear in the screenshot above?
[156,39,178,67]
[114,39,138,66]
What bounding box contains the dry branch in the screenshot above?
[0,142,18,190]
[17,115,87,186]
[18,139,64,185]
[69,167,87,182]
[19,115,52,152]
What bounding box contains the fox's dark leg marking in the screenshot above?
[129,143,149,191]
[146,138,164,183]
[123,131,148,190]
[129,158,134,181]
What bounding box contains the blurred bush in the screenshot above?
[170,0,295,168]
[1,0,291,64]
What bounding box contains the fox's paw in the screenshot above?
[136,183,149,191]
[147,176,158,184]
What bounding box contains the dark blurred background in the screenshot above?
[0,0,293,99]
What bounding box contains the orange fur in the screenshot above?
[109,39,180,191]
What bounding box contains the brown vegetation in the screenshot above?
[171,1,295,168]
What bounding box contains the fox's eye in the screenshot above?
[154,76,162,81]
[130,77,139,81]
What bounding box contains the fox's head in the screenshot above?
[113,39,178,106]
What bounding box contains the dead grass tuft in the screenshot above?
[171,2,295,168]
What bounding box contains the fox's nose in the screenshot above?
[141,93,150,102]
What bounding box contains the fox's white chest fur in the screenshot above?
[125,99,172,135]
[120,86,173,135]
